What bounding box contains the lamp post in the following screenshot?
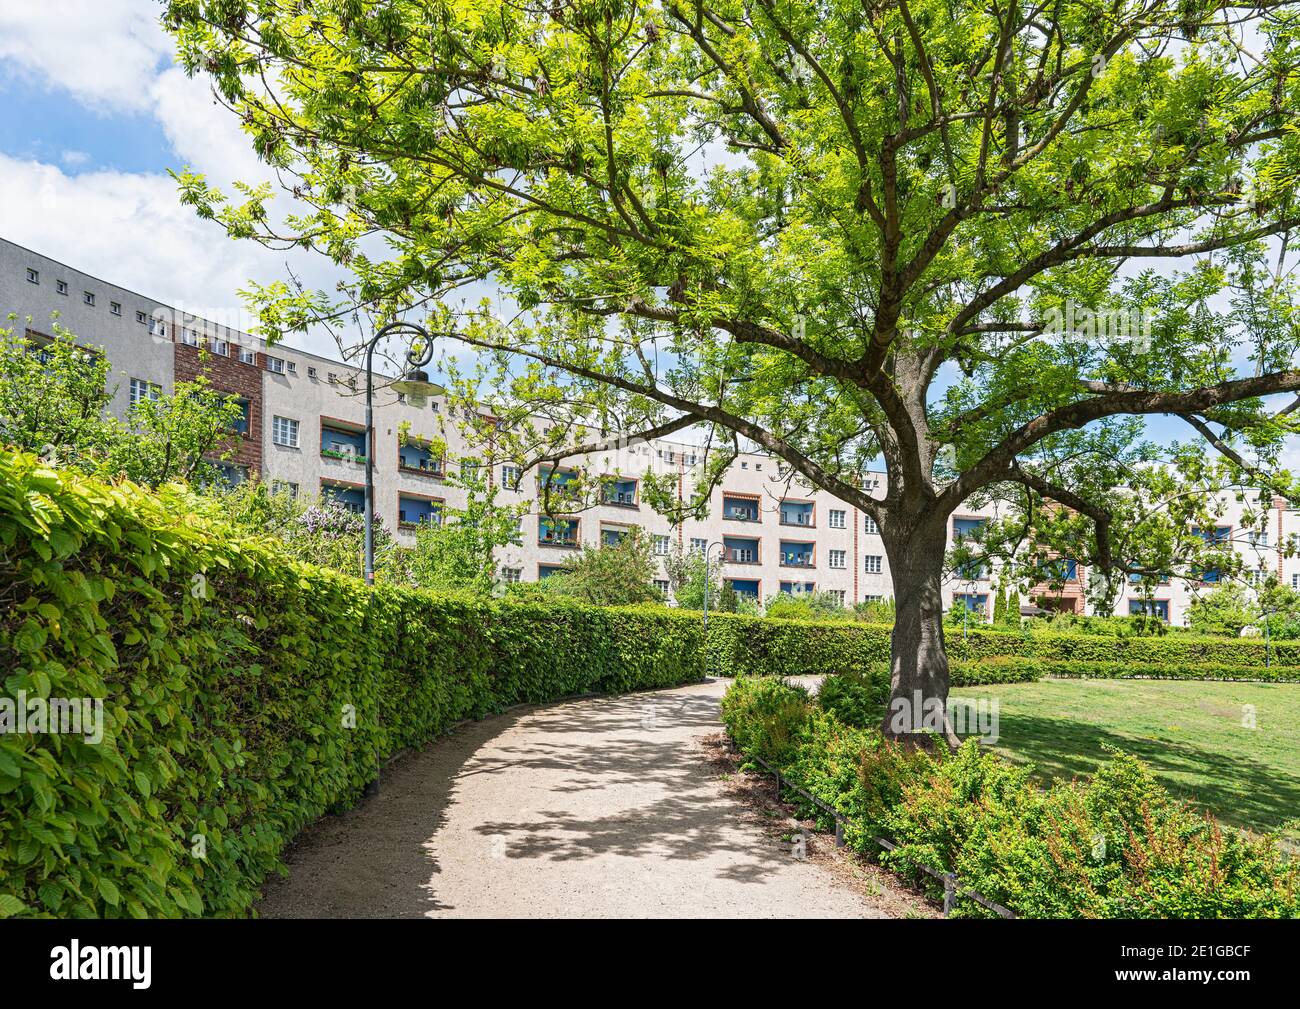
[361,321,446,585]
[359,321,445,799]
[702,540,726,679]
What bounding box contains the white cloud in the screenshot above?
[0,155,352,360]
[0,1,171,115]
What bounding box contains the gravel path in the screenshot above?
[256,677,892,919]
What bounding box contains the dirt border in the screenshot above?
[696,732,939,919]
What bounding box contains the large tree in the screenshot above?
[166,0,1300,741]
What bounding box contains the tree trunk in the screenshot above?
[881,526,959,749]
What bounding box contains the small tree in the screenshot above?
[663,543,720,610]
[406,463,528,594]
[1,321,243,487]
[550,529,662,606]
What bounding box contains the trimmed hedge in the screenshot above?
[721,677,1300,918]
[0,452,702,918]
[704,612,1300,681]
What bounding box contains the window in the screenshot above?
[56,280,68,295]
[1292,574,1299,590]
[828,589,846,606]
[110,302,121,316]
[287,361,297,376]
[829,549,846,569]
[230,399,251,436]
[211,338,229,357]
[26,268,38,285]
[271,480,299,498]
[128,378,161,406]
[654,579,670,595]
[272,416,299,448]
[307,365,318,379]
[864,554,883,574]
[653,534,670,556]
[864,515,879,534]
[239,347,256,365]
[83,291,95,306]
[690,537,708,554]
[501,567,522,583]
[501,465,521,490]
[148,317,166,338]
[136,310,148,324]
[1248,529,1269,547]
[829,509,846,529]
[267,356,285,374]
[180,328,198,347]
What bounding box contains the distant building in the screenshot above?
[2,236,1288,624]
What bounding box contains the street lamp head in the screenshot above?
[391,367,445,402]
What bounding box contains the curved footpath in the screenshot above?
[257,678,897,919]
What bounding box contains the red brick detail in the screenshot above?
[173,343,263,478]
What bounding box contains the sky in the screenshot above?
[0,0,358,363]
[0,1,1293,468]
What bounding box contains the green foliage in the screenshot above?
[404,465,527,594]
[1,322,244,488]
[724,680,1300,918]
[662,543,719,610]
[1188,582,1257,637]
[814,668,888,728]
[527,528,662,606]
[764,590,853,621]
[0,450,702,918]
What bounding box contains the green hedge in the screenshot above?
[704,613,1300,681]
[0,451,702,918]
[721,677,1300,918]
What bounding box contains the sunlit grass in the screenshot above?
[950,678,1300,835]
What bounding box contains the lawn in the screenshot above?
[949,678,1300,836]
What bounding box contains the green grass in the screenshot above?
[949,678,1300,835]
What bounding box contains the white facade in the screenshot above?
[2,237,1289,624]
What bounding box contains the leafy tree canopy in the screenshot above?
[165,0,1300,737]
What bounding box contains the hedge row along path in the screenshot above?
[257,678,895,918]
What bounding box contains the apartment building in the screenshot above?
[3,237,1291,624]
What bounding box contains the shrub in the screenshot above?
[815,666,888,728]
[0,451,702,918]
[722,679,1300,918]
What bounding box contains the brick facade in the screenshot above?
[173,343,264,477]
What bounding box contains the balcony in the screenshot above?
[398,441,444,478]
[722,535,760,564]
[779,501,814,527]
[539,517,580,548]
[726,578,761,601]
[322,482,365,515]
[779,581,815,595]
[321,421,367,464]
[779,541,815,568]
[398,495,442,530]
[601,525,630,547]
[722,494,760,522]
[603,478,639,508]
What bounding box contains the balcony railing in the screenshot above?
[539,532,579,547]
[400,457,444,477]
[780,554,814,567]
[723,507,759,522]
[604,490,638,507]
[780,514,814,526]
[724,548,758,564]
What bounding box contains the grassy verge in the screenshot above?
[950,678,1300,835]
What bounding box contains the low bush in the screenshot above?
[0,451,702,918]
[722,677,1300,918]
